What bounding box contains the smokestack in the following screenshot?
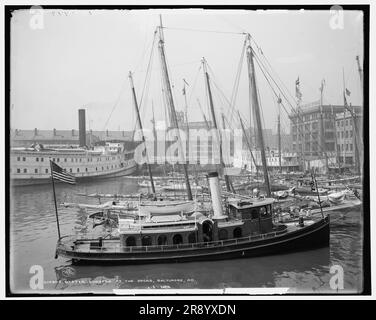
[207,172,227,220]
[78,109,86,147]
[34,128,38,136]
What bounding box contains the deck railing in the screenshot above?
[58,225,288,254]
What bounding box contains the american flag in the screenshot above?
[50,160,76,185]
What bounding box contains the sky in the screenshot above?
[10,9,364,134]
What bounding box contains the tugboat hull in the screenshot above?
[56,216,329,265]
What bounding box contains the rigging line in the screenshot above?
[227,39,247,124]
[133,29,154,74]
[138,31,157,111]
[102,78,127,131]
[162,26,246,35]
[205,61,232,108]
[135,60,201,74]
[206,60,245,129]
[254,55,339,169]
[249,36,298,108]
[217,15,247,34]
[252,48,298,114]
[187,64,202,107]
[229,39,246,107]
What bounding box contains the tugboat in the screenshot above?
[56,172,329,264]
[55,19,330,265]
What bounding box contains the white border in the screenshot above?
[1,0,374,300]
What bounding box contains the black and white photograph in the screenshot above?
[4,3,371,298]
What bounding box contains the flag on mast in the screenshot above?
[50,161,76,184]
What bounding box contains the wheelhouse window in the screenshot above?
[157,235,168,245]
[218,229,228,240]
[36,157,39,162]
[126,236,136,247]
[172,234,183,245]
[250,209,259,219]
[17,169,21,173]
[22,157,26,161]
[34,169,38,173]
[188,233,197,243]
[23,169,27,173]
[141,236,152,246]
[233,227,242,238]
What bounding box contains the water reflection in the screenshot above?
[10,177,363,294]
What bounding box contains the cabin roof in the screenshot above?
[228,197,275,209]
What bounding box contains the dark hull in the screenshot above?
[57,217,330,265]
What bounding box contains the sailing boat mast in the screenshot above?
[277,96,282,174]
[128,72,156,195]
[245,35,271,197]
[331,104,341,171]
[157,16,193,200]
[202,58,234,193]
[355,56,363,176]
[238,111,258,173]
[319,79,329,173]
[356,55,363,93]
[343,67,361,176]
[197,98,210,130]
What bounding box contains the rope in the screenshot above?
[162,26,245,35]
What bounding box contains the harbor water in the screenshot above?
[10,177,363,294]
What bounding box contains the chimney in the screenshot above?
[72,129,75,136]
[106,129,109,137]
[34,128,38,136]
[15,129,18,135]
[207,172,227,220]
[78,109,86,147]
[53,128,57,136]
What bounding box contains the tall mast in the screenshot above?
[356,55,363,94]
[355,55,363,176]
[197,98,210,130]
[157,16,192,200]
[245,35,271,197]
[129,71,156,195]
[238,111,258,173]
[343,67,361,176]
[319,79,329,173]
[202,58,234,193]
[277,96,282,174]
[331,104,340,171]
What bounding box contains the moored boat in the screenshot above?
[56,172,329,264]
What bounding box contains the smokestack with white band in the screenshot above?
[207,172,227,220]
